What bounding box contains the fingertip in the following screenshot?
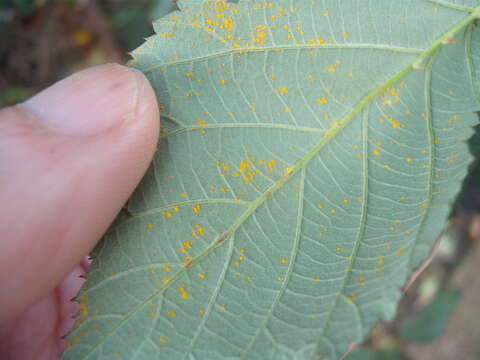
[20,63,160,138]
[0,64,160,321]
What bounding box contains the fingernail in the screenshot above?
[21,64,143,136]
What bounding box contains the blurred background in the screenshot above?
[1,1,480,359]
[0,0,178,106]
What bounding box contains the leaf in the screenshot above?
[0,86,33,107]
[345,348,406,360]
[63,1,480,359]
[13,0,36,17]
[399,288,461,343]
[150,0,179,20]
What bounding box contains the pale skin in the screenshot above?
[0,64,160,360]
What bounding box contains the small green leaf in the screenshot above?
[64,1,480,359]
[150,0,179,20]
[13,0,35,17]
[399,288,461,343]
[0,87,33,106]
[345,348,406,360]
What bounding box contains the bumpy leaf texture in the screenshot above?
[64,1,480,359]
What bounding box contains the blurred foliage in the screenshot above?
[150,0,178,20]
[399,289,461,343]
[108,1,156,51]
[1,0,76,18]
[11,0,36,17]
[465,123,480,193]
[468,123,480,157]
[0,0,180,106]
[346,348,407,360]
[0,86,33,105]
[107,0,178,50]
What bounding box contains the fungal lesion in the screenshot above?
[215,231,230,246]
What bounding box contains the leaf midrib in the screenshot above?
[77,6,480,359]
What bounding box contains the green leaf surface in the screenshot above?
[399,288,461,343]
[64,1,480,359]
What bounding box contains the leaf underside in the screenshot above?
[64,1,480,359]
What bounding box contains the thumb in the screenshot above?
[0,64,159,321]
